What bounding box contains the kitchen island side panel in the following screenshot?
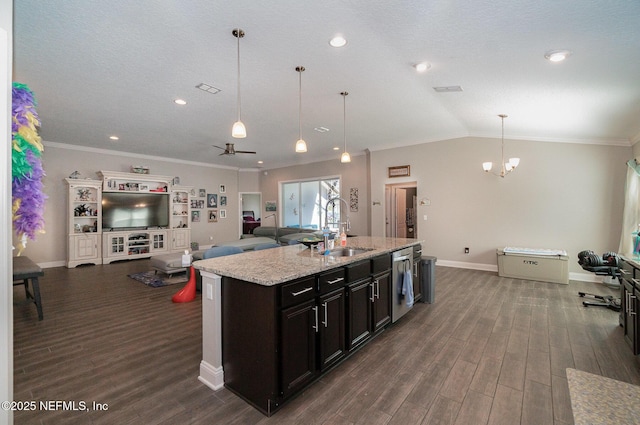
[222,277,280,414]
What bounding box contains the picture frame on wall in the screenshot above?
[191,210,200,222]
[199,188,206,197]
[220,209,226,219]
[388,165,410,178]
[219,184,226,193]
[207,193,217,208]
[265,201,277,212]
[208,209,218,222]
[220,196,227,206]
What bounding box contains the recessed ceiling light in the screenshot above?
[109,136,119,141]
[544,49,572,62]
[329,35,347,48]
[257,160,264,164]
[314,126,330,133]
[174,99,187,105]
[196,83,222,94]
[332,146,340,151]
[414,62,431,73]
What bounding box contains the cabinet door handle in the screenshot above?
[620,269,630,275]
[322,302,328,327]
[413,262,418,277]
[374,279,380,299]
[631,295,636,316]
[312,306,319,332]
[626,292,630,314]
[291,287,313,297]
[370,283,375,303]
[327,277,344,285]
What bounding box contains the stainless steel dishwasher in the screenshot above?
[391,247,414,322]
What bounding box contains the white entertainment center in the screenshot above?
[65,170,192,268]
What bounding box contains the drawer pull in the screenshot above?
[291,287,313,297]
[620,269,630,275]
[327,277,344,285]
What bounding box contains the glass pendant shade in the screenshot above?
[295,139,307,153]
[232,120,246,138]
[341,151,351,163]
[232,28,246,139]
[295,66,307,153]
[482,115,520,177]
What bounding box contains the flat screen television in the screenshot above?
[102,192,169,230]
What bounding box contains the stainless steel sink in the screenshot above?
[327,247,373,257]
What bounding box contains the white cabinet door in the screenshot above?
[67,234,101,267]
[172,228,190,251]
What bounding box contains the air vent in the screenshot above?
[433,86,463,93]
[196,83,222,94]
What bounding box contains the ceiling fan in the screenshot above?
[213,143,256,156]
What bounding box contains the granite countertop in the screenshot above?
[193,236,421,286]
[566,368,640,425]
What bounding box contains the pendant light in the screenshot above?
[482,114,519,177]
[231,28,246,138]
[340,91,351,163]
[294,66,307,153]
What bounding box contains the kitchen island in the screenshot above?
[193,236,421,415]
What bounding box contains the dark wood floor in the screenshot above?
[13,259,640,424]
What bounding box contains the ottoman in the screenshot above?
[150,253,187,275]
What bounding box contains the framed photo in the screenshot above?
[191,210,200,223]
[388,165,410,178]
[219,184,226,193]
[220,195,227,206]
[265,201,277,212]
[191,199,204,209]
[208,209,218,223]
[220,209,227,219]
[199,188,206,197]
[207,193,217,208]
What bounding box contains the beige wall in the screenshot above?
[370,137,630,274]
[19,143,246,266]
[259,154,370,237]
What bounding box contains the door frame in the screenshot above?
[384,181,417,238]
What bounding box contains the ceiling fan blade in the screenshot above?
[212,145,226,151]
[234,150,257,154]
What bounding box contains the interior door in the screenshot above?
[395,188,407,238]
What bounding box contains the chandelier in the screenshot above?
[482,114,519,177]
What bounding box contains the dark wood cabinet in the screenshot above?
[413,254,422,302]
[619,258,640,356]
[347,278,373,350]
[220,248,412,416]
[318,289,346,371]
[281,299,318,397]
[372,271,391,332]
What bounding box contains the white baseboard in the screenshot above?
[39,260,66,269]
[199,360,224,391]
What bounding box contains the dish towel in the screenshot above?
[403,259,414,307]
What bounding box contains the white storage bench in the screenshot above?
[497,247,569,284]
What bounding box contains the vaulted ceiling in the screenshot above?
[13,0,640,169]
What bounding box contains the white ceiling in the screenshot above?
[13,0,640,170]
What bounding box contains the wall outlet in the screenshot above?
[464,247,470,254]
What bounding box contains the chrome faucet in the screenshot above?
[324,196,350,233]
[264,213,279,243]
